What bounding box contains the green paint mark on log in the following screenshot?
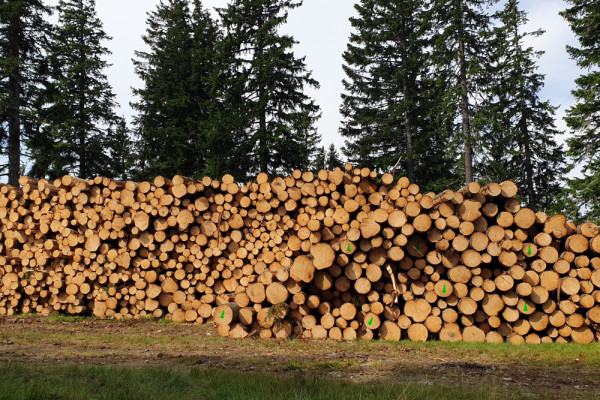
[347,243,351,252]
[523,303,528,312]
[367,317,374,326]
[528,245,532,255]
[442,284,447,294]
[220,310,225,319]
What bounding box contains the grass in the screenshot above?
[2,316,599,399]
[286,359,357,371]
[0,362,533,400]
[48,314,93,323]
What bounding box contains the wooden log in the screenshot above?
[544,215,567,239]
[266,282,288,304]
[290,255,314,283]
[514,208,536,229]
[407,323,428,342]
[379,320,401,341]
[439,323,462,342]
[404,299,431,323]
[457,200,481,222]
[214,302,239,325]
[310,243,335,270]
[500,181,518,197]
[462,325,485,342]
[565,234,589,253]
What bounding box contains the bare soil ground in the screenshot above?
[1,316,599,399]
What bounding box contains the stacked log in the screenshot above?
[1,166,599,344]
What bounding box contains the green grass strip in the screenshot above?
[0,362,530,400]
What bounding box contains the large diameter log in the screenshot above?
[360,216,380,239]
[500,180,518,197]
[439,323,462,342]
[407,323,428,342]
[544,215,567,238]
[413,214,432,233]
[434,280,453,298]
[514,208,536,229]
[388,210,407,228]
[266,282,288,304]
[310,243,335,270]
[482,293,504,316]
[571,327,594,344]
[457,200,481,222]
[214,302,239,325]
[363,313,381,330]
[247,283,266,304]
[161,277,178,294]
[379,321,401,341]
[462,326,485,343]
[590,235,600,254]
[176,209,194,230]
[592,269,600,289]
[565,234,589,253]
[404,299,431,323]
[290,255,315,283]
[93,301,107,318]
[448,266,472,284]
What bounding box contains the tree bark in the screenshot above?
[78,20,87,178]
[7,17,21,187]
[459,38,473,184]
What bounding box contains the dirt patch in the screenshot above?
[1,316,599,399]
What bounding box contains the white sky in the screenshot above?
[46,0,581,150]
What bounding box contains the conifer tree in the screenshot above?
[105,118,134,181]
[29,0,125,179]
[325,144,343,170]
[430,0,497,184]
[132,0,220,180]
[340,0,458,192]
[481,0,566,210]
[0,0,51,185]
[312,145,326,172]
[313,143,343,171]
[560,0,600,222]
[218,0,320,180]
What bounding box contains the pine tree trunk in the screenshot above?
[259,108,267,173]
[257,9,268,175]
[78,30,87,178]
[459,38,473,184]
[7,22,21,187]
[403,79,415,183]
[520,117,535,207]
[519,95,535,207]
[400,15,415,183]
[8,80,21,187]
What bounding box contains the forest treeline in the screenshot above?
[0,0,598,222]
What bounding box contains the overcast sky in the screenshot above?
[47,0,581,149]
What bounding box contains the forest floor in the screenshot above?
[1,315,599,399]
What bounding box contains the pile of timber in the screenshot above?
[1,165,600,344]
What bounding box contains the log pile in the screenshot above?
[1,166,600,344]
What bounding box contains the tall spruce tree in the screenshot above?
[29,0,125,179]
[430,0,497,184]
[104,117,134,181]
[340,0,458,192]
[0,0,51,185]
[218,0,321,180]
[313,143,343,171]
[560,1,600,222]
[480,0,566,210]
[132,0,220,180]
